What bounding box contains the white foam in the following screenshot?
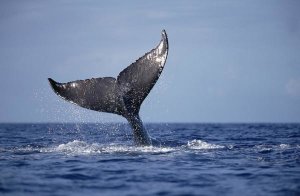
[279,144,290,149]
[186,139,225,150]
[56,140,101,154]
[41,140,175,155]
[102,145,175,153]
[255,144,292,152]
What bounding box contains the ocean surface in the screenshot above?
[0,123,299,196]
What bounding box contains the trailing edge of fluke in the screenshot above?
[48,30,169,146]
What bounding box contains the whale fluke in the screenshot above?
[48,30,169,146]
[48,77,124,115]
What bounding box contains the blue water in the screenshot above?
[0,123,299,196]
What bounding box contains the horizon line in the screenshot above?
[0,121,299,124]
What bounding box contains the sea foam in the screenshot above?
[187,139,225,150]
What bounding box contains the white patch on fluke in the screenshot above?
[71,83,77,88]
[155,40,167,66]
[157,40,164,54]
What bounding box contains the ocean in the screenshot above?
[0,123,299,196]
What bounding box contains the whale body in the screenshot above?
[48,30,169,146]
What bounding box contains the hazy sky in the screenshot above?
[0,0,299,123]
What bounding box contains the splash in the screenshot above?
[187,139,225,150]
[6,140,227,156]
[279,144,290,149]
[40,139,228,155]
[55,140,100,154]
[42,140,175,155]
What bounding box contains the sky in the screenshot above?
[0,0,299,123]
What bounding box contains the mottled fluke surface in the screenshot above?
[0,123,299,196]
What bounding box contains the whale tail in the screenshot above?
[48,30,169,145]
